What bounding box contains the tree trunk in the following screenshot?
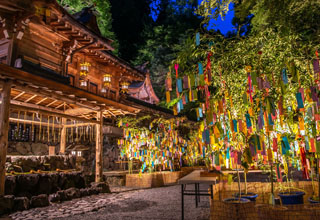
[0,80,12,195]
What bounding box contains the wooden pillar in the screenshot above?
[95,111,103,182]
[0,80,12,195]
[60,118,67,154]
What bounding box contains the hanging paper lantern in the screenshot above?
[101,74,112,93]
[120,81,130,93]
[103,74,112,86]
[79,79,87,87]
[79,62,90,77]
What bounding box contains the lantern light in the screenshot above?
[101,87,107,93]
[103,74,111,83]
[80,79,87,87]
[101,74,112,93]
[120,81,130,93]
[79,62,91,77]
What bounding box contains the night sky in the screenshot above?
[151,1,235,36]
[208,3,234,35]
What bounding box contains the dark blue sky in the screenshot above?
[150,1,235,35]
[208,3,235,35]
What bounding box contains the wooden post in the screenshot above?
[0,80,12,195]
[60,118,67,154]
[95,111,103,182]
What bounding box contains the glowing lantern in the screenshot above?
[101,74,112,93]
[79,62,90,77]
[80,79,87,87]
[120,81,130,93]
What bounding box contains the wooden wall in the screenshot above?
[12,20,127,100]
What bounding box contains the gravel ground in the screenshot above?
[8,185,210,220]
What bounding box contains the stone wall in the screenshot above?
[7,134,123,173]
[6,155,76,172]
[1,172,110,215]
[8,142,58,156]
[5,171,87,197]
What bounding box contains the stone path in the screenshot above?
[8,185,210,220]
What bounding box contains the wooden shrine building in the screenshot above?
[0,0,171,195]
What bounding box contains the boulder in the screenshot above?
[30,194,49,208]
[90,182,111,193]
[5,175,16,195]
[15,142,29,155]
[64,187,80,200]
[37,174,52,195]
[57,190,67,201]
[11,156,41,172]
[13,197,29,211]
[88,187,100,195]
[49,193,60,203]
[5,162,23,173]
[16,174,39,195]
[31,143,48,155]
[48,173,59,192]
[80,188,89,197]
[0,195,14,215]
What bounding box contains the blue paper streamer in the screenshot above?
[177,78,183,93]
[296,92,304,109]
[233,119,237,132]
[196,32,200,46]
[198,62,203,75]
[282,68,288,84]
[245,113,252,128]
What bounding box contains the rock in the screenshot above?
[37,174,52,194]
[80,188,89,197]
[64,187,80,200]
[5,175,16,195]
[57,190,67,201]
[31,143,48,155]
[74,172,85,189]
[30,194,49,208]
[0,195,14,215]
[11,156,41,172]
[48,173,59,192]
[90,182,111,193]
[88,187,100,195]
[16,174,39,195]
[49,193,60,203]
[15,142,29,155]
[13,197,30,211]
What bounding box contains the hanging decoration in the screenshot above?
[102,73,112,93]
[79,61,90,87]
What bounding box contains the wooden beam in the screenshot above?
[64,123,95,128]
[11,99,64,115]
[9,118,61,128]
[0,80,12,195]
[55,103,64,109]
[12,91,25,100]
[12,84,99,111]
[36,97,48,105]
[46,100,58,107]
[60,118,66,154]
[95,111,103,182]
[65,107,95,116]
[24,94,37,103]
[10,103,99,124]
[0,64,140,113]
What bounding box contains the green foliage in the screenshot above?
[133,0,203,102]
[57,0,118,51]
